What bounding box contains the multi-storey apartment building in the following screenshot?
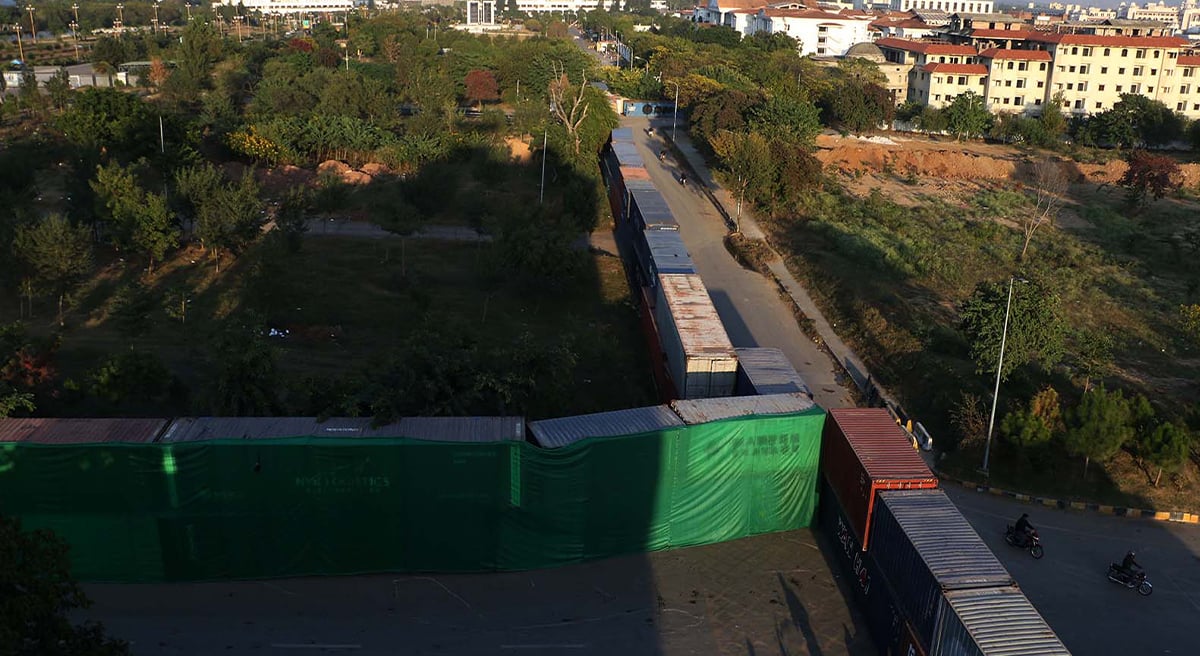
[746,7,874,55]
[978,48,1051,113]
[884,0,993,13]
[1119,2,1181,31]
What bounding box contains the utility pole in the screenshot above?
[153,0,161,34]
[115,4,125,37]
[539,128,548,204]
[981,276,1025,475]
[671,81,680,142]
[25,5,35,44]
[69,21,80,61]
[13,24,24,64]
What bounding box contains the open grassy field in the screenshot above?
[3,234,655,421]
[763,134,1200,510]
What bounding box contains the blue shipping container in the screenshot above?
[932,588,1071,656]
[633,229,694,284]
[629,188,678,231]
[612,143,645,169]
[611,127,635,143]
[818,478,914,656]
[871,489,1015,654]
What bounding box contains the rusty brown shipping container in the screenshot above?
[820,408,938,551]
[0,417,169,444]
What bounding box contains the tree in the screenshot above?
[1182,304,1200,346]
[165,19,223,99]
[960,277,1066,381]
[1065,385,1133,476]
[710,130,774,232]
[749,90,821,147]
[822,81,893,135]
[0,514,130,655]
[837,57,886,87]
[464,69,500,109]
[1020,159,1068,260]
[1037,92,1067,144]
[548,70,591,156]
[44,69,73,112]
[275,185,312,253]
[1136,422,1190,486]
[57,88,156,161]
[1073,328,1114,393]
[13,216,94,325]
[206,315,279,415]
[943,91,992,140]
[90,162,179,273]
[1119,149,1180,207]
[193,171,265,272]
[88,350,173,405]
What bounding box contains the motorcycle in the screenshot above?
[1004,525,1045,559]
[679,174,687,187]
[1107,564,1153,596]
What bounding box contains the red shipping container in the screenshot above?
[821,408,938,551]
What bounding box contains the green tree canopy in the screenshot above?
[12,215,94,325]
[1065,385,1134,475]
[960,277,1066,381]
[943,91,992,140]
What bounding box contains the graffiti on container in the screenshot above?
[835,514,871,596]
[706,432,804,458]
[294,473,392,495]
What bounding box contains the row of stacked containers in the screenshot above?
[821,408,1071,656]
[604,128,738,400]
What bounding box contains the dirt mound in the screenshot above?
[507,136,533,163]
[815,135,1017,180]
[317,160,374,185]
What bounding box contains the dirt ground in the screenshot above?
[814,132,1200,207]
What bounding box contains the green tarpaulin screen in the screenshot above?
[0,409,825,582]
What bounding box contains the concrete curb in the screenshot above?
[937,472,1200,524]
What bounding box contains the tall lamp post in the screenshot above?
[25,5,35,44]
[981,276,1027,475]
[69,21,80,60]
[13,24,24,64]
[115,4,125,37]
[670,80,680,142]
[152,1,161,34]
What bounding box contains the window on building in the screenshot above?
[1057,65,1065,72]
[994,79,1001,86]
[1101,66,1108,74]
[1039,62,1047,71]
[1131,84,1140,93]
[1070,47,1078,55]
[980,78,986,85]
[1005,80,1012,87]
[1117,85,1123,92]
[1136,49,1146,58]
[991,97,1000,104]
[1151,69,1157,76]
[1038,81,1044,88]
[1069,65,1076,73]
[1122,49,1129,57]
[1006,61,1014,70]
[959,76,967,85]
[1104,48,1111,56]
[1163,87,1170,94]
[1083,48,1092,56]
[1034,98,1042,105]
[1119,67,1126,75]
[1098,84,1105,91]
[935,76,942,84]
[1014,96,1024,105]
[935,94,941,101]
[1194,103,1200,110]
[1169,51,1177,58]
[818,48,826,54]
[1080,65,1089,74]
[818,25,828,32]
[1003,97,1010,104]
[1179,102,1186,111]
[1067,83,1074,90]
[1074,99,1083,109]
[1183,85,1191,94]
[1097,102,1104,109]
[1153,50,1159,58]
[1133,67,1143,76]
[1079,82,1088,91]
[1016,79,1025,88]
[1148,86,1154,93]
[1018,62,1028,71]
[1185,69,1195,78]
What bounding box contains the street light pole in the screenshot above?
[13,24,24,64]
[25,5,35,44]
[153,1,161,34]
[671,81,680,142]
[982,276,1020,475]
[69,21,80,60]
[115,4,124,37]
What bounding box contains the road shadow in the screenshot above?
[707,288,758,348]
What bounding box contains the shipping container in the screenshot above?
[629,187,679,231]
[0,417,168,444]
[638,285,678,401]
[611,127,634,143]
[529,405,684,448]
[612,142,644,169]
[821,408,938,551]
[634,229,695,285]
[619,177,657,224]
[819,478,921,656]
[671,393,817,424]
[373,417,525,443]
[932,588,1070,656]
[871,489,1015,654]
[653,274,738,399]
[734,347,813,398]
[159,417,525,443]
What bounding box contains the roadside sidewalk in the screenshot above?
[658,122,879,402]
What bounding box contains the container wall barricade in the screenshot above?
[932,588,1071,656]
[0,410,825,582]
[820,408,938,551]
[871,489,1015,654]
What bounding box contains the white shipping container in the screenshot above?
[653,274,738,399]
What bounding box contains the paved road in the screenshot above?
[620,116,856,411]
[944,484,1200,656]
[81,529,876,656]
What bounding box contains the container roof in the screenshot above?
[943,588,1071,655]
[735,347,812,397]
[529,405,683,448]
[671,393,819,424]
[879,489,1013,589]
[826,408,936,481]
[657,274,737,356]
[159,417,524,443]
[0,418,169,444]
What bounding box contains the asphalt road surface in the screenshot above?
[82,529,876,656]
[619,116,856,411]
[945,484,1200,655]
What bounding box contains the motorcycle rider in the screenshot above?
[1014,513,1034,546]
[1117,550,1143,580]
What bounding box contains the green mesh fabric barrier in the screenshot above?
[0,410,825,582]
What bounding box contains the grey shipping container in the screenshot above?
[932,588,1071,656]
[629,188,679,231]
[612,142,644,169]
[634,229,695,284]
[871,489,1015,654]
[734,347,813,398]
[529,405,684,448]
[611,127,634,143]
[0,417,168,444]
[671,393,817,424]
[653,273,738,399]
[160,417,524,443]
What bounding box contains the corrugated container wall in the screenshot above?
[820,408,938,551]
[652,274,738,399]
[871,489,1015,655]
[528,405,685,448]
[819,478,926,656]
[0,418,168,444]
[671,393,818,424]
[932,588,1071,656]
[734,347,812,398]
[160,417,524,443]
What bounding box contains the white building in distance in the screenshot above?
[210,0,355,14]
[747,7,873,56]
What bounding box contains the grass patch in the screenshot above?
[723,233,777,275]
[8,237,655,420]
